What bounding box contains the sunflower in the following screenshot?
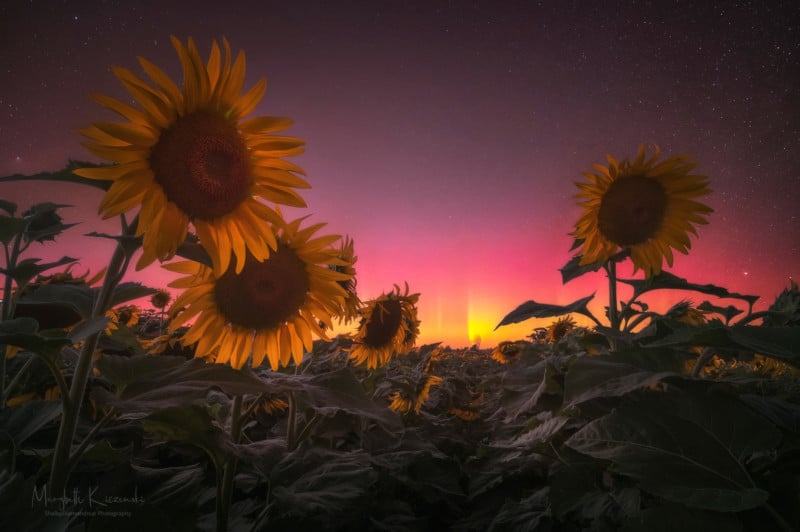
[74,36,309,274]
[166,217,350,370]
[330,236,361,324]
[573,145,712,277]
[349,284,420,369]
[150,288,171,310]
[388,374,442,415]
[546,315,576,343]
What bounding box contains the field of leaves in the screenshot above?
[3,295,799,531]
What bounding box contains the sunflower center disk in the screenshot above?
[213,246,310,330]
[362,299,402,347]
[150,110,252,219]
[597,176,668,246]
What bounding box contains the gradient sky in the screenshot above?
[1,1,798,347]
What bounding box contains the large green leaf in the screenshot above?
[110,282,158,307]
[0,215,26,245]
[487,486,551,531]
[563,356,678,408]
[621,503,743,532]
[500,358,565,421]
[495,294,595,330]
[95,358,272,415]
[566,389,781,512]
[648,322,800,364]
[0,256,78,287]
[0,400,62,447]
[141,402,233,468]
[560,250,628,284]
[14,283,95,326]
[618,271,760,305]
[0,160,113,191]
[270,447,377,520]
[0,199,17,215]
[302,368,403,431]
[95,354,187,388]
[0,317,71,357]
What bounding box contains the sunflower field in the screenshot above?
[1,36,800,532]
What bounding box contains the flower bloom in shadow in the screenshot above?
[573,145,712,277]
[74,36,309,274]
[349,283,420,369]
[166,217,351,370]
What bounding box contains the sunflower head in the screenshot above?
[75,36,310,274]
[167,217,350,370]
[150,288,172,310]
[573,145,712,277]
[348,283,420,369]
[763,280,800,327]
[329,235,361,324]
[546,315,577,343]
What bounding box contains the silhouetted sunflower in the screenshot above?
[166,217,350,370]
[330,236,361,324]
[349,284,420,369]
[546,315,576,343]
[75,36,309,274]
[150,288,171,310]
[573,145,712,277]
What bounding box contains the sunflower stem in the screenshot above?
[286,391,297,451]
[606,260,620,350]
[48,216,136,495]
[217,394,243,532]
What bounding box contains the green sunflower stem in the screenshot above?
[217,394,243,532]
[48,216,136,495]
[606,260,620,350]
[286,390,297,451]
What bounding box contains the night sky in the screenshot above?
[1,0,798,347]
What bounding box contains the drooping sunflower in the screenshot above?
[349,284,420,369]
[74,36,309,274]
[330,236,361,324]
[546,315,576,343]
[166,217,350,370]
[388,374,442,415]
[573,145,712,277]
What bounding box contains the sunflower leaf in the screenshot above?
[14,283,95,326]
[560,250,629,284]
[495,294,595,330]
[647,322,800,365]
[618,271,760,305]
[110,282,158,307]
[0,199,17,216]
[0,400,62,447]
[622,503,744,532]
[565,389,780,512]
[563,356,678,408]
[0,160,113,191]
[141,402,234,469]
[696,301,744,324]
[175,239,213,268]
[0,215,26,245]
[0,256,79,287]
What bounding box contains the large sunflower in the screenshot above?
[573,145,712,277]
[349,284,420,369]
[75,36,309,274]
[166,217,350,370]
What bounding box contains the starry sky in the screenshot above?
[0,0,798,348]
